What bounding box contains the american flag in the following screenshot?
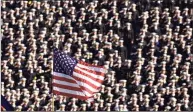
[52,48,107,100]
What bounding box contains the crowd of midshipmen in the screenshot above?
[1,0,193,111]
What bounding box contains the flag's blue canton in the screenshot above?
[53,48,78,76]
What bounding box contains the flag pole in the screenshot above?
[52,47,54,111]
[51,66,55,111]
[52,93,55,111]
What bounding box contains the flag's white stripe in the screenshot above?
[87,97,94,102]
[53,73,92,97]
[75,66,104,80]
[77,63,107,74]
[53,72,74,80]
[53,83,91,97]
[53,72,98,92]
[76,80,98,92]
[53,86,85,96]
[83,90,92,97]
[73,77,98,92]
[53,80,92,97]
[53,79,79,88]
[73,71,101,87]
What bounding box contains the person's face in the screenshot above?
[149,81,153,86]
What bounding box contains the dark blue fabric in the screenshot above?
[1,95,14,111]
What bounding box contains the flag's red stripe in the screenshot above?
[79,86,97,95]
[72,76,101,94]
[52,83,82,92]
[72,75,99,89]
[77,64,105,77]
[73,69,103,83]
[53,75,76,84]
[53,74,96,95]
[53,73,98,95]
[53,90,88,100]
[53,81,94,97]
[78,67,105,77]
[79,61,105,68]
[72,77,97,94]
